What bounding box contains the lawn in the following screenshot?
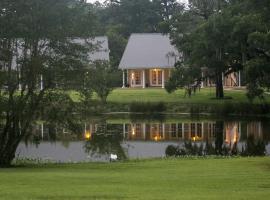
[107,88,252,104]
[71,88,270,104]
[0,157,270,200]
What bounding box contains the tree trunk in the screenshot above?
[0,139,18,168]
[215,72,224,99]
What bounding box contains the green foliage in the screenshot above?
[85,61,118,103]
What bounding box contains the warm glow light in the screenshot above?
[154,135,162,142]
[131,73,135,80]
[84,131,91,140]
[233,134,237,143]
[192,136,201,142]
[132,127,135,136]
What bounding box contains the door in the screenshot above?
[150,69,163,86]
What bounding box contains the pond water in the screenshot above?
[16,115,270,162]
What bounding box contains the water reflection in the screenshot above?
[17,117,270,162]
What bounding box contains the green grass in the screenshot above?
[1,157,270,199]
[70,88,270,104]
[107,88,270,104]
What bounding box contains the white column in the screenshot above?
[40,75,43,90]
[238,71,241,87]
[162,69,165,89]
[143,123,146,140]
[18,70,22,91]
[123,123,126,139]
[41,123,44,139]
[142,69,145,88]
[122,70,125,88]
[162,123,165,139]
[222,72,224,85]
[238,122,241,140]
[201,71,204,88]
[202,123,204,140]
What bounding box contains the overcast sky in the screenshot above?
[87,0,188,5]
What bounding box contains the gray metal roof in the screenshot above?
[119,33,180,69]
[73,36,110,62]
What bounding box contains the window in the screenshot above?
[171,124,176,138]
[197,123,202,138]
[184,123,189,135]
[131,70,141,86]
[178,123,183,138]
[135,71,141,85]
[151,69,163,86]
[191,123,196,138]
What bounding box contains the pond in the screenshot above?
[16,114,270,162]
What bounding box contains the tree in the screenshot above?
[0,0,96,167]
[85,61,118,104]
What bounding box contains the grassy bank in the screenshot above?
[70,88,270,115]
[0,157,270,199]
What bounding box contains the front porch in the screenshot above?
[122,68,172,88]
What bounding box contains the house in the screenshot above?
[119,33,181,88]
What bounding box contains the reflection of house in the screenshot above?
[34,121,264,143]
[119,33,181,88]
[122,121,264,143]
[123,122,217,142]
[225,122,240,144]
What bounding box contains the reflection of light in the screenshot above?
[192,136,201,142]
[233,134,237,143]
[84,131,91,140]
[154,135,162,142]
[132,128,135,136]
[131,73,135,80]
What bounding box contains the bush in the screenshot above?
[165,145,179,157]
